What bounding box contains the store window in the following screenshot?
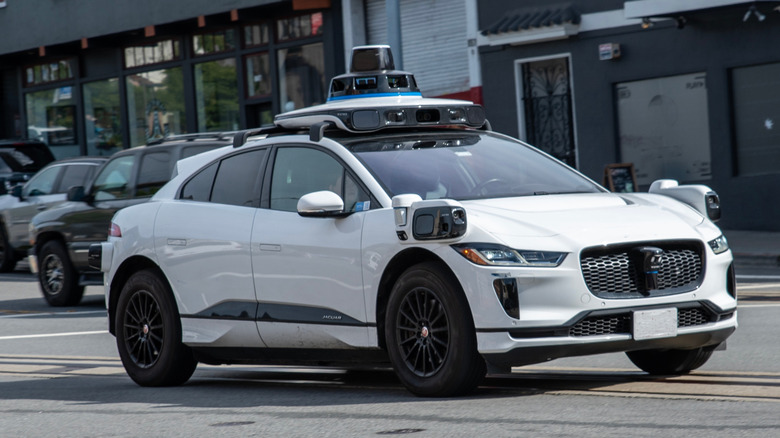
[83,78,123,156]
[24,59,75,87]
[277,12,324,41]
[732,62,780,176]
[615,73,711,185]
[245,53,271,98]
[193,29,236,56]
[126,67,186,146]
[244,22,270,47]
[25,87,78,158]
[194,58,239,132]
[278,43,325,112]
[124,39,181,69]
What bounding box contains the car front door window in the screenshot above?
[93,155,135,201]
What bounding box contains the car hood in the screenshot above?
[461,193,712,250]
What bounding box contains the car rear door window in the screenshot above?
[57,164,96,193]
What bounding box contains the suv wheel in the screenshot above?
[38,240,84,306]
[116,269,197,386]
[626,345,716,375]
[385,262,486,397]
[0,224,16,273]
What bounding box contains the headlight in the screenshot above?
[708,235,729,254]
[452,243,566,267]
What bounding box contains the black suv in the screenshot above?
[29,133,233,306]
[0,139,56,193]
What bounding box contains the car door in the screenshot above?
[155,148,268,347]
[251,145,373,348]
[6,165,63,245]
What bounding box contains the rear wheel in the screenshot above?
[385,262,486,397]
[626,345,716,375]
[0,224,16,273]
[38,240,84,306]
[116,269,197,386]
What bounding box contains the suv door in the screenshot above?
[251,145,372,348]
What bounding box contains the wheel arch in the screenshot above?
[375,247,472,351]
[107,255,169,336]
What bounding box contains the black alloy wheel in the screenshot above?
[116,269,197,386]
[385,262,486,397]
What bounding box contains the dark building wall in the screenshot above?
[478,1,780,231]
[0,0,279,56]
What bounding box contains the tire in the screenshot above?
[626,345,717,375]
[38,240,84,306]
[385,262,486,397]
[0,224,16,273]
[116,269,197,387]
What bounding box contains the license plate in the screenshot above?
[633,308,678,341]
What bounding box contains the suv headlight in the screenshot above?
[708,235,729,254]
[452,243,566,267]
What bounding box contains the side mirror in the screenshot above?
[649,179,721,222]
[297,191,346,217]
[11,185,23,199]
[67,185,86,202]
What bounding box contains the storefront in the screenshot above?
[0,1,341,159]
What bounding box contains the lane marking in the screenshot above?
[0,330,108,341]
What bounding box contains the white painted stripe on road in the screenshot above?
[0,310,106,318]
[0,330,108,341]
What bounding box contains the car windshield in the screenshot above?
[346,131,603,200]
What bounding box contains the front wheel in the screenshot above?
[626,345,716,375]
[38,240,84,306]
[116,269,197,387]
[385,262,486,397]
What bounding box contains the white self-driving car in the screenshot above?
[92,46,736,397]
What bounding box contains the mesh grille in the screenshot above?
[569,306,714,337]
[581,242,703,299]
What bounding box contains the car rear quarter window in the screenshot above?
[210,149,267,207]
[180,162,217,202]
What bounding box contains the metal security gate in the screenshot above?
[521,57,576,167]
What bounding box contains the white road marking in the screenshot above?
[0,330,108,341]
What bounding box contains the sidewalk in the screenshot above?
[723,230,780,270]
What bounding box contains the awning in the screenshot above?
[479,4,581,46]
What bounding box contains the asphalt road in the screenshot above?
[1,268,779,437]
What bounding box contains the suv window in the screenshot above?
[93,155,135,201]
[270,147,369,212]
[136,151,172,197]
[24,166,60,197]
[180,149,267,207]
[58,164,96,192]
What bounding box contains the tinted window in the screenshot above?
[180,162,217,202]
[270,147,369,212]
[211,149,267,207]
[136,151,172,197]
[93,155,135,201]
[23,166,61,197]
[57,164,96,193]
[350,132,602,200]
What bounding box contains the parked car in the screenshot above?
[0,139,56,193]
[91,46,736,397]
[0,156,106,272]
[28,133,233,306]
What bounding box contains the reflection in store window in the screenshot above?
[193,29,236,56]
[25,87,79,159]
[244,22,270,47]
[278,43,325,112]
[194,58,239,132]
[245,53,271,98]
[126,67,186,146]
[124,39,181,69]
[83,78,123,156]
[732,62,780,176]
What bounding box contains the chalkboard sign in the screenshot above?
[604,163,637,192]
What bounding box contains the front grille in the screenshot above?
[569,305,717,337]
[580,241,704,299]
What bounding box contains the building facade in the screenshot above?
[0,0,342,158]
[478,0,780,231]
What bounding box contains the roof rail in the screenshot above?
[232,125,292,148]
[147,132,237,146]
